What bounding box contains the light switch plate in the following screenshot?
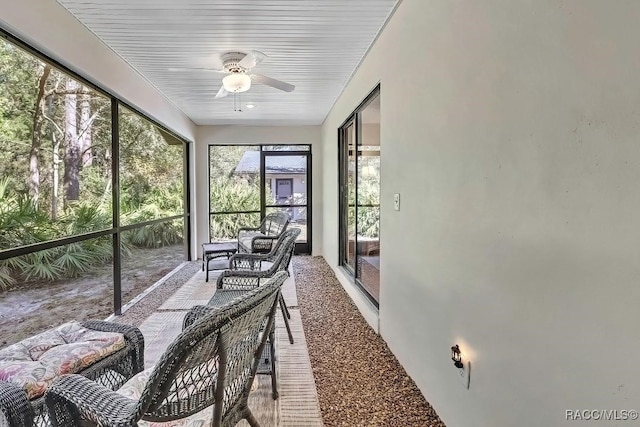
[393,193,400,211]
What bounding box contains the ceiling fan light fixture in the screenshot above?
[222,73,251,93]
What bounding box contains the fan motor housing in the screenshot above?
[221,52,248,73]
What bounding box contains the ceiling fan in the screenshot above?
[169,51,295,99]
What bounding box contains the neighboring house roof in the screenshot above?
[234,151,306,174]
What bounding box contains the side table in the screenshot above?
[202,242,238,282]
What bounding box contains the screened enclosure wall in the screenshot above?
[0,32,190,344]
[209,144,312,254]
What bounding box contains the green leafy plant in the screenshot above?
[346,174,380,239]
[0,38,187,291]
[209,177,262,239]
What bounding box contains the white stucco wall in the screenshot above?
[195,126,322,258]
[322,0,640,426]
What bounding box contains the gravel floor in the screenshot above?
[293,256,446,427]
[108,256,445,426]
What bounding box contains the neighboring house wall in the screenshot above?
[361,123,380,146]
[266,173,306,222]
[322,0,640,426]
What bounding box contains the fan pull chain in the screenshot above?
[234,91,243,112]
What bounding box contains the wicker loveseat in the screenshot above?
[45,273,287,427]
[237,211,290,254]
[0,320,144,427]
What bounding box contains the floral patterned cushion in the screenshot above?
[0,321,125,400]
[117,368,214,427]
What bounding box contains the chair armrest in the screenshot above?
[81,320,145,374]
[0,381,34,427]
[237,226,261,236]
[45,375,139,426]
[183,305,216,330]
[250,235,279,252]
[229,252,270,270]
[216,270,263,290]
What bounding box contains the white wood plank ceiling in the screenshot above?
[56,0,399,125]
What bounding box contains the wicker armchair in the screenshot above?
[0,321,143,427]
[237,211,290,254]
[44,272,288,427]
[206,229,299,400]
[219,227,301,345]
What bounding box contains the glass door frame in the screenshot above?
[338,84,381,308]
[208,144,312,255]
[261,150,313,254]
[338,117,357,276]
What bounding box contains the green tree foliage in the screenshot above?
[208,146,263,239]
[0,41,38,196]
[207,146,285,240]
[0,39,184,290]
[347,157,380,238]
[119,108,184,217]
[209,177,262,239]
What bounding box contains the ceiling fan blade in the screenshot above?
[250,73,295,92]
[168,67,226,73]
[238,50,267,69]
[214,86,229,99]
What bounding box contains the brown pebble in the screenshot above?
[293,256,446,427]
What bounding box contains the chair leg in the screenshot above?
[269,328,278,400]
[279,297,294,345]
[246,411,261,427]
[280,294,291,320]
[206,259,210,282]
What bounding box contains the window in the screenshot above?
[338,87,381,305]
[0,32,190,343]
[0,38,113,245]
[209,145,262,241]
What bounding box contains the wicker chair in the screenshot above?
[0,321,143,427]
[44,272,288,427]
[237,211,290,254]
[219,227,301,345]
[207,228,300,400]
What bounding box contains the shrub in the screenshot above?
[0,177,182,290]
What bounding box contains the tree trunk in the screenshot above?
[52,134,60,220]
[79,87,93,167]
[29,64,51,206]
[63,79,81,203]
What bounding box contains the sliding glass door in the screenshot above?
[339,87,381,306]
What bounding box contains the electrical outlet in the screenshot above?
[393,193,400,211]
[455,353,471,389]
